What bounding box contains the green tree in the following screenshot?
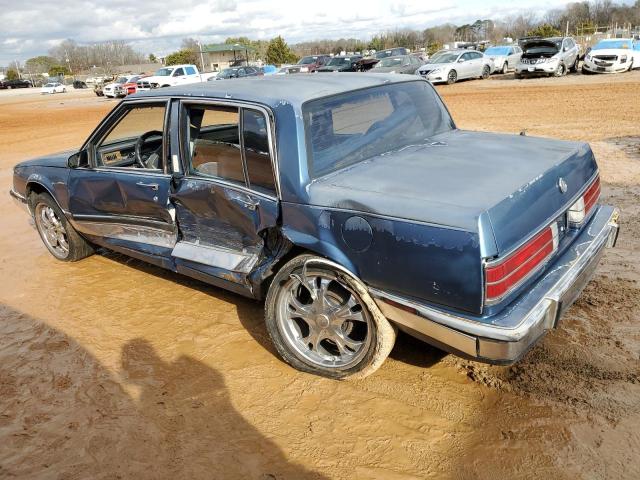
[25,56,58,74]
[527,23,562,38]
[165,49,198,66]
[148,53,157,63]
[265,36,298,65]
[6,68,19,80]
[48,65,71,77]
[368,36,385,51]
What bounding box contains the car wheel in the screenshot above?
[31,193,94,262]
[501,62,508,74]
[569,58,578,73]
[581,65,591,75]
[514,72,523,79]
[62,88,66,93]
[553,63,565,77]
[446,69,457,85]
[265,254,396,379]
[481,65,491,79]
[627,60,634,72]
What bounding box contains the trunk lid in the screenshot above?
[307,129,598,253]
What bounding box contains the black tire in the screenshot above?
[481,65,491,79]
[446,69,457,85]
[514,72,523,79]
[569,57,578,73]
[581,65,591,75]
[264,254,396,379]
[31,192,94,262]
[501,62,508,74]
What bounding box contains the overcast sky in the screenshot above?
[0,0,609,65]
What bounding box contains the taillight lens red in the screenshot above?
[485,224,557,303]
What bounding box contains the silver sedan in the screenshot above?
[416,50,492,84]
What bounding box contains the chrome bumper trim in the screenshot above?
[9,188,30,214]
[370,205,620,364]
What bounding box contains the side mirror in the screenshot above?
[68,150,88,168]
[457,58,465,63]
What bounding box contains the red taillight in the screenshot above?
[583,176,600,215]
[485,224,558,303]
[568,175,600,226]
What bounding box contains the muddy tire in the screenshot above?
[569,58,578,73]
[553,63,565,77]
[265,254,396,379]
[481,65,491,79]
[501,62,508,74]
[31,193,94,262]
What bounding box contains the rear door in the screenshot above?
[170,100,280,291]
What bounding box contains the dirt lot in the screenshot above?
[1,73,639,479]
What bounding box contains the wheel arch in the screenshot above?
[25,179,65,216]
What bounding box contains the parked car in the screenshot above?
[371,55,422,74]
[123,76,144,95]
[212,66,263,80]
[316,56,363,72]
[40,82,66,94]
[484,45,523,74]
[417,50,492,84]
[375,47,410,59]
[73,80,88,89]
[103,75,142,98]
[0,78,32,89]
[10,74,620,379]
[294,55,331,73]
[582,38,639,74]
[136,64,216,90]
[516,37,579,78]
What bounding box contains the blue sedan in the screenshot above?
[10,74,620,378]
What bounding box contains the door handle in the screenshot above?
[136,181,159,191]
[242,198,259,210]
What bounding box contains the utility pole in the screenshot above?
[197,40,206,71]
[14,60,22,79]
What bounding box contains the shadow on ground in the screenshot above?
[0,304,327,479]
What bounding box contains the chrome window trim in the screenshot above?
[178,98,281,201]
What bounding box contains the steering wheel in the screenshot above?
[134,130,163,168]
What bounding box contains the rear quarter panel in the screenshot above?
[281,203,484,314]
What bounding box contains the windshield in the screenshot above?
[429,52,459,64]
[593,40,632,50]
[116,77,128,83]
[299,56,318,65]
[375,50,393,59]
[154,68,174,76]
[327,57,351,66]
[303,81,455,178]
[44,83,56,87]
[485,47,511,56]
[219,68,238,77]
[376,57,404,67]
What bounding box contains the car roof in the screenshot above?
[135,73,420,108]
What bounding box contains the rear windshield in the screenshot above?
[303,81,455,179]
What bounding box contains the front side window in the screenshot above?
[174,68,185,76]
[303,81,455,179]
[96,103,166,170]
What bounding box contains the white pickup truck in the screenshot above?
[136,64,217,91]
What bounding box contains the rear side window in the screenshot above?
[186,105,244,184]
[243,109,276,195]
[185,66,196,75]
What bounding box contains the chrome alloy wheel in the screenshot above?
[35,204,69,259]
[275,271,373,369]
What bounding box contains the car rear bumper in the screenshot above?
[371,205,620,364]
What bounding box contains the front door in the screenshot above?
[67,100,177,257]
[170,101,280,293]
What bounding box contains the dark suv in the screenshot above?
[294,55,331,73]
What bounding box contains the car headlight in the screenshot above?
[430,68,441,74]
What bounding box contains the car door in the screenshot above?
[170,100,280,293]
[67,99,177,259]
[458,52,474,78]
[172,67,186,84]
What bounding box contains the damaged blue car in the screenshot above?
[10,74,620,379]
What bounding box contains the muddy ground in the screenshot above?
[1,72,639,479]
